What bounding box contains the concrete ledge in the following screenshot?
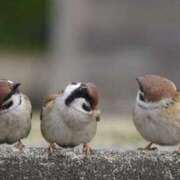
[0,146,180,179]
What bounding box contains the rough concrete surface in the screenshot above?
[0,146,179,180]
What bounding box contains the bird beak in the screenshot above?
[136,77,144,92]
[86,82,99,110]
[12,82,21,92]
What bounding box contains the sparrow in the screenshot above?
[0,79,32,150]
[40,82,101,155]
[133,74,180,151]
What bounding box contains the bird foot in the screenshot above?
[83,144,92,155]
[138,143,158,151]
[138,147,158,151]
[15,140,25,151]
[175,146,180,153]
[48,143,56,154]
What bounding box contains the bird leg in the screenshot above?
[138,142,158,151]
[15,140,25,151]
[176,146,180,153]
[83,144,92,155]
[48,143,56,153]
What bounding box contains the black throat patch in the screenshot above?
[65,85,92,108]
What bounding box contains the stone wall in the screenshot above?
[0,146,179,179]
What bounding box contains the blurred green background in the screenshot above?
[0,0,48,52]
[0,0,180,150]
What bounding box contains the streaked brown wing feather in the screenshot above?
[21,93,32,119]
[161,92,180,123]
[173,91,180,102]
[45,94,58,104]
[40,94,59,121]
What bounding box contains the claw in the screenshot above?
[176,146,180,153]
[48,143,56,154]
[138,142,158,151]
[15,140,25,151]
[83,144,92,155]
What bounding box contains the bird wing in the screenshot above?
[40,94,59,121]
[160,92,180,126]
[21,93,32,119]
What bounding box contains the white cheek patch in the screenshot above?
[63,82,82,100]
[0,94,21,114]
[136,91,172,110]
[7,80,14,84]
[71,98,91,114]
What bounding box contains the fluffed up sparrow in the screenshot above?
[0,79,32,150]
[133,74,180,151]
[40,82,101,155]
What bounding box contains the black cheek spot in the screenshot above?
[140,93,145,101]
[82,103,91,112]
[1,101,13,110]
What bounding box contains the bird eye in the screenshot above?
[139,92,145,101]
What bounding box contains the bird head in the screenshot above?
[63,82,99,113]
[0,80,21,106]
[136,74,176,103]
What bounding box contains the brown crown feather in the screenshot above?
[0,81,12,105]
[137,74,177,102]
[86,82,99,109]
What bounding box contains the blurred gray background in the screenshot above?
[1,0,180,147]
